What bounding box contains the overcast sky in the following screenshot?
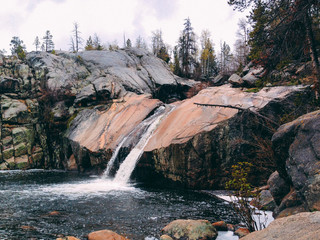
[0,0,249,54]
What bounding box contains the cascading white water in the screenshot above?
[103,135,129,177]
[112,106,166,184]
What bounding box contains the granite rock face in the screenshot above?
[271,110,320,216]
[136,85,311,188]
[0,48,180,171]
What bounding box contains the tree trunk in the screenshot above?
[305,11,320,98]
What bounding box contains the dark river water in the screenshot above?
[0,170,240,240]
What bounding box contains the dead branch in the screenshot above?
[194,102,279,127]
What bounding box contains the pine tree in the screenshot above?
[10,36,26,59]
[85,36,94,51]
[93,33,103,50]
[126,38,132,48]
[173,46,182,76]
[43,30,54,52]
[178,17,198,78]
[229,0,320,94]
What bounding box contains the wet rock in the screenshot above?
[234,228,250,238]
[87,229,128,240]
[212,221,228,231]
[162,219,218,240]
[242,211,320,240]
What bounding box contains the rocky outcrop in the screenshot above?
[0,56,49,170]
[161,219,218,240]
[270,110,320,217]
[136,85,312,188]
[242,211,320,240]
[0,48,182,171]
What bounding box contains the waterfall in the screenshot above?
[102,135,129,177]
[111,106,166,184]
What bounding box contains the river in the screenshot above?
[0,170,240,239]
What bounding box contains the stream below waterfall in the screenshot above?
[0,170,240,240]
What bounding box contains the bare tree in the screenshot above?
[71,22,83,52]
[151,29,165,55]
[135,35,148,50]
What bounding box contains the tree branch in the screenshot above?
[194,102,279,127]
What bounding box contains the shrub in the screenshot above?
[226,162,267,232]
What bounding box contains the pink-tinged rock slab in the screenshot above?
[68,93,161,152]
[145,85,303,151]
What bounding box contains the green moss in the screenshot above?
[245,88,260,93]
[8,162,16,169]
[67,112,78,128]
[3,148,14,160]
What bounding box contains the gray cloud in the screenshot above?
[21,0,66,11]
[132,0,178,41]
[137,0,178,20]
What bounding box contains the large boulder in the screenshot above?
[228,73,243,87]
[161,219,218,240]
[271,110,320,215]
[242,211,320,240]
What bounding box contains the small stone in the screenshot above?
[56,237,80,240]
[234,228,250,238]
[227,224,235,232]
[49,211,61,216]
[88,230,128,240]
[20,225,36,231]
[160,235,174,240]
[212,221,228,231]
